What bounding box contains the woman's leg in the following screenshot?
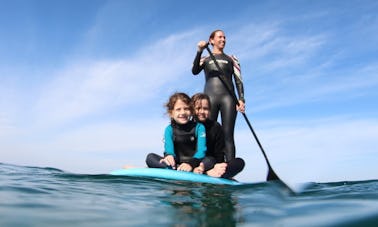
[208,94,220,122]
[220,95,237,161]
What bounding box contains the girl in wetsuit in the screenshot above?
[192,29,246,161]
[191,93,245,179]
[145,92,208,172]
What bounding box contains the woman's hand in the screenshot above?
[236,100,245,113]
[197,40,208,52]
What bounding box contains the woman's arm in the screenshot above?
[230,55,245,103]
[192,51,204,75]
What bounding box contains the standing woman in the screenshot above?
[192,29,246,162]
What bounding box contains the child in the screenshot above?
[146,92,207,172]
[191,93,244,179]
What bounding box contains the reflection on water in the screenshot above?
[161,184,241,226]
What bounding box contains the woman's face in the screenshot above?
[169,99,191,124]
[194,99,210,122]
[210,31,226,50]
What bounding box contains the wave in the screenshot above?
[1,162,377,226]
[1,162,377,189]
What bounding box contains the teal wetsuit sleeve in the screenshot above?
[164,125,175,157]
[193,123,207,159]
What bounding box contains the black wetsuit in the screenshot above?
[200,119,245,179]
[192,51,245,161]
[146,120,207,169]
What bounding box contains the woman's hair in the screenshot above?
[191,93,211,110]
[165,92,192,114]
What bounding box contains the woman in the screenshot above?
[192,29,245,161]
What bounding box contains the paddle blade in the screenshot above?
[267,168,280,181]
[267,168,296,194]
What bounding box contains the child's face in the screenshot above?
[194,99,210,122]
[169,99,191,124]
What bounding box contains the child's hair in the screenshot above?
[191,93,211,110]
[165,92,193,115]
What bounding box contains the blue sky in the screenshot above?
[1,0,377,186]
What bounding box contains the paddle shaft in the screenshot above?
[204,45,279,181]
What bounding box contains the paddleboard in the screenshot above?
[110,168,242,185]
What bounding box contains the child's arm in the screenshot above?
[164,125,175,156]
[193,123,207,159]
[163,125,176,168]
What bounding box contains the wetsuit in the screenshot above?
[192,51,245,161]
[146,120,207,169]
[200,118,245,179]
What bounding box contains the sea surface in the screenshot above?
[1,163,377,227]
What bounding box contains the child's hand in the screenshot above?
[160,155,176,169]
[177,163,192,172]
[193,162,204,174]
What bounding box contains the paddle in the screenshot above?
[204,43,292,191]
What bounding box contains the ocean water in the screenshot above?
[0,163,377,227]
